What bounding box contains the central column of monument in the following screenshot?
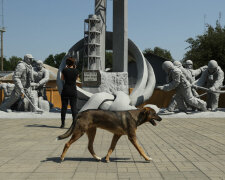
[112,0,128,72]
[95,0,106,71]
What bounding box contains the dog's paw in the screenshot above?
[95,156,102,161]
[60,157,64,163]
[103,157,110,163]
[145,157,153,162]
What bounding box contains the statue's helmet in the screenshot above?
[24,54,34,64]
[173,61,182,68]
[36,60,43,70]
[185,60,193,65]
[162,61,174,72]
[208,60,218,69]
[36,60,43,66]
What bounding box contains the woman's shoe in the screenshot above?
[60,120,65,128]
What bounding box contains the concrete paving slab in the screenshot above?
[0,117,225,179]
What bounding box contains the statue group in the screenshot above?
[157,59,224,113]
[0,54,50,112]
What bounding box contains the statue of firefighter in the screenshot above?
[0,54,42,112]
[31,60,50,111]
[193,60,224,111]
[157,61,207,113]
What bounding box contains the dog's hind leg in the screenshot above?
[105,134,121,163]
[60,131,84,161]
[128,135,152,162]
[86,127,101,161]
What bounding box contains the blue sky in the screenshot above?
[2,0,225,61]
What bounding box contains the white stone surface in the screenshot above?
[99,71,129,94]
[144,104,160,113]
[79,92,114,112]
[159,108,225,118]
[128,39,156,106]
[108,91,137,111]
[0,108,225,119]
[82,71,129,95]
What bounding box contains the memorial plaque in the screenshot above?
[82,70,101,87]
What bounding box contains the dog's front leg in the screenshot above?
[105,134,121,163]
[128,135,152,162]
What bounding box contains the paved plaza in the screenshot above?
[0,116,225,180]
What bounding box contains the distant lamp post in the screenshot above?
[0,0,5,71]
[0,27,5,71]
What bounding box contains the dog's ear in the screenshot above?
[137,108,149,126]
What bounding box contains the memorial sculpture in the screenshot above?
[0,54,50,112]
[57,0,156,112]
[167,60,207,112]
[193,60,224,111]
[164,61,191,112]
[156,61,207,112]
[0,54,38,112]
[56,0,224,114]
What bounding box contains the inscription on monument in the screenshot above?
[82,70,101,87]
[84,71,98,81]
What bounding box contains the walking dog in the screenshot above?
[57,107,162,162]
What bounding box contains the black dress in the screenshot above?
[61,68,78,121]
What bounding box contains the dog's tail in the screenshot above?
[57,120,76,140]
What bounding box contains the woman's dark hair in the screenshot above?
[66,57,76,68]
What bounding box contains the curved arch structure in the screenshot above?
[57,32,156,110]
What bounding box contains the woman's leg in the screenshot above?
[61,96,69,128]
[69,96,78,122]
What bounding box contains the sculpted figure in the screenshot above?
[157,61,207,113]
[32,60,49,98]
[165,61,190,112]
[194,60,224,111]
[29,60,50,111]
[0,54,38,112]
[0,82,15,101]
[184,60,207,84]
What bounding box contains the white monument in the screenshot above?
[57,0,156,111]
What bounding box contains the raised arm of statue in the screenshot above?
[38,69,49,87]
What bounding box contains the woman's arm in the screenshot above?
[61,73,64,80]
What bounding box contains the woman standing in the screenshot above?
[60,57,78,128]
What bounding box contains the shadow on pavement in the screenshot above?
[25,124,67,129]
[41,157,148,163]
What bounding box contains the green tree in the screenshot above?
[143,47,173,61]
[1,58,10,71]
[8,56,22,70]
[44,52,66,68]
[0,56,22,71]
[184,21,225,69]
[105,51,113,69]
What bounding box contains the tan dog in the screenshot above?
[57,107,162,162]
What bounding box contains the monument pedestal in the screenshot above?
[82,71,128,95]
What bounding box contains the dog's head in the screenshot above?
[137,107,162,126]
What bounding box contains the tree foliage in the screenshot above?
[0,56,22,71]
[105,51,113,69]
[184,21,225,70]
[143,47,173,61]
[43,52,66,68]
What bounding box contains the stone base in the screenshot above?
[82,71,128,95]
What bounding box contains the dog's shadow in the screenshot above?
[41,157,148,163]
